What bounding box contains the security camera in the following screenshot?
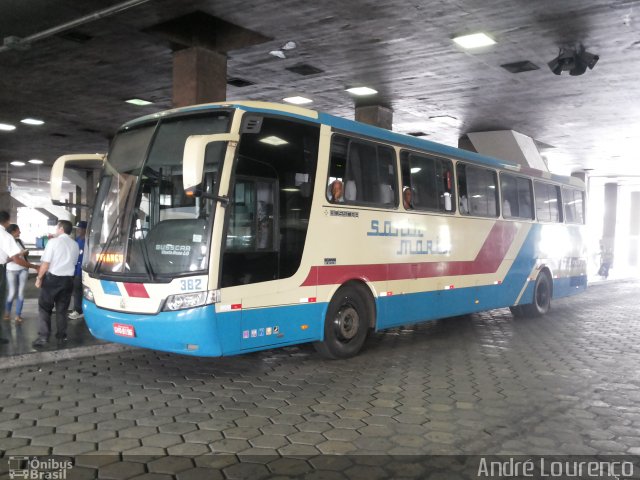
[548,44,598,76]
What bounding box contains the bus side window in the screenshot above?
[534,181,562,222]
[457,163,498,217]
[401,151,454,212]
[329,135,397,207]
[563,187,585,224]
[500,173,534,220]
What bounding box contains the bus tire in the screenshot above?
[313,284,372,359]
[522,271,552,317]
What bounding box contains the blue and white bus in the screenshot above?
[52,101,587,359]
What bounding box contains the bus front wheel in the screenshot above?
[314,284,372,359]
[522,271,552,317]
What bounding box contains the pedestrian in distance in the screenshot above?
[33,220,79,348]
[0,211,39,344]
[68,221,87,320]
[4,224,29,323]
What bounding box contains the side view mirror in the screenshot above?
[183,133,239,191]
[50,154,105,205]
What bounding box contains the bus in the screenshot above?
[51,101,587,359]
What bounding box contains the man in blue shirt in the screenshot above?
[68,221,86,320]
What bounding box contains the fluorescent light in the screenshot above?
[453,33,496,49]
[410,167,422,174]
[10,161,25,166]
[281,187,300,192]
[260,136,288,146]
[125,98,153,106]
[21,118,44,125]
[28,159,44,165]
[283,96,313,105]
[0,123,16,131]
[346,86,378,96]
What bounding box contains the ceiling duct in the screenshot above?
[0,0,152,54]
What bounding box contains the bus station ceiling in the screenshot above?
[1,0,640,189]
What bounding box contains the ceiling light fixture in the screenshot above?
[28,159,44,164]
[345,86,378,96]
[0,123,16,131]
[453,32,496,49]
[260,136,288,146]
[548,44,599,76]
[269,50,286,59]
[125,98,153,106]
[21,118,45,125]
[283,96,313,105]
[10,161,25,166]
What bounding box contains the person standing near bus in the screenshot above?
[68,221,86,320]
[0,211,39,343]
[32,220,79,347]
[4,224,29,323]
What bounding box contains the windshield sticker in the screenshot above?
[155,244,191,256]
[192,234,202,242]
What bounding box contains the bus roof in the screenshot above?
[122,101,584,188]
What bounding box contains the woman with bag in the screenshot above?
[4,224,29,323]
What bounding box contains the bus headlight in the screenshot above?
[163,290,220,311]
[83,286,95,303]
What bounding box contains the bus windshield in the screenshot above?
[85,112,231,280]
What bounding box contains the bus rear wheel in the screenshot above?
[314,284,372,359]
[522,271,552,317]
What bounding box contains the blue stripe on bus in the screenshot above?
[100,280,122,296]
[85,302,224,356]
[84,300,327,357]
[125,102,573,184]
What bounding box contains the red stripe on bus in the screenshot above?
[123,282,150,298]
[300,221,518,287]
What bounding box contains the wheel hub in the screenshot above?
[334,306,359,341]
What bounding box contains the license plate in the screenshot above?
[113,323,135,337]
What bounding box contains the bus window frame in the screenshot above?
[561,186,586,225]
[455,161,500,218]
[533,180,564,224]
[399,149,456,215]
[498,171,535,221]
[326,132,399,209]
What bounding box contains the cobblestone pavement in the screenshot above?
[0,280,639,479]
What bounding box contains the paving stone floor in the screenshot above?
[0,279,639,479]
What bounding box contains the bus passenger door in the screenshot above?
[216,115,322,354]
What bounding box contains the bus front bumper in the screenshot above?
[83,302,224,356]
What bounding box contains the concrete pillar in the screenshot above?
[355,105,393,130]
[0,172,15,218]
[602,182,618,267]
[571,171,586,183]
[629,191,640,267]
[172,47,227,108]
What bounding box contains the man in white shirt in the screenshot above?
[0,211,39,344]
[33,220,79,347]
